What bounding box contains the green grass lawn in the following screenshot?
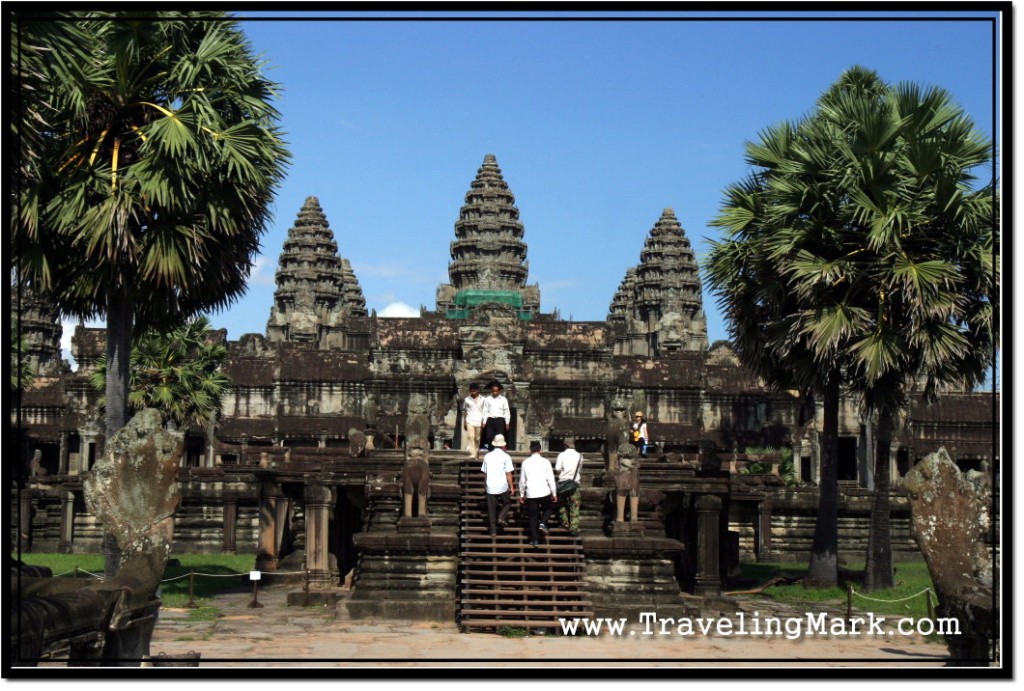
[13,552,255,609]
[731,560,937,620]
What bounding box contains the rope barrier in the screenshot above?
[54,569,305,581]
[850,587,934,604]
[158,572,193,583]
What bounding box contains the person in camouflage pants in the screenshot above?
[555,439,583,536]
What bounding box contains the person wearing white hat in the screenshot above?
[480,434,514,537]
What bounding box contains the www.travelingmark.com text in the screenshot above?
[558,611,960,639]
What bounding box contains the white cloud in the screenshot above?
[249,255,277,286]
[378,302,419,318]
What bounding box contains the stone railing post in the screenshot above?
[695,494,722,596]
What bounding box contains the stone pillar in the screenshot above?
[256,480,280,570]
[58,490,75,553]
[80,433,98,474]
[58,432,69,475]
[757,499,774,558]
[222,492,238,554]
[695,494,722,596]
[275,495,292,559]
[304,484,334,586]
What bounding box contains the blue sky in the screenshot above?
[61,10,1002,374]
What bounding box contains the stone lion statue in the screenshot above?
[401,439,431,518]
[614,442,640,523]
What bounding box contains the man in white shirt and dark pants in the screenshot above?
[480,434,515,537]
[519,440,557,548]
[481,380,511,451]
[462,382,485,459]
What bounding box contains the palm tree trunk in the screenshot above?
[806,377,840,587]
[105,289,133,438]
[865,406,894,590]
[102,288,133,579]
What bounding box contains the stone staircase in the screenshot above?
[457,455,593,632]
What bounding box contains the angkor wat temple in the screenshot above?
[13,154,998,624]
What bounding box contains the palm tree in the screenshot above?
[90,316,232,429]
[799,70,996,589]
[13,11,288,438]
[707,117,854,589]
[707,66,997,589]
[12,11,290,578]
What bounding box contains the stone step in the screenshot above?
[457,459,593,632]
[461,597,593,606]
[458,617,576,630]
[461,549,582,558]
[461,577,585,587]
[458,606,591,618]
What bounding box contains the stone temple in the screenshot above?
[13,154,998,626]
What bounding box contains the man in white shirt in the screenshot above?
[462,382,485,459]
[554,438,583,536]
[481,380,511,451]
[480,434,515,537]
[518,440,557,547]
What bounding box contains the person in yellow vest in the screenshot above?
[631,412,649,457]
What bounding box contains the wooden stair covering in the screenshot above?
[457,455,593,632]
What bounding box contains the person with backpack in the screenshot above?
[554,438,583,536]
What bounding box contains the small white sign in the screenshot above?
[249,570,261,581]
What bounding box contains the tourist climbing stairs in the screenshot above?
[457,454,593,632]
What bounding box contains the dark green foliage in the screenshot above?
[12,12,290,442]
[90,315,231,427]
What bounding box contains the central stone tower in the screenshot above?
[435,154,541,320]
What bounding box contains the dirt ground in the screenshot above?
[145,584,957,670]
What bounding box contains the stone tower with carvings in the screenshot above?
[435,154,541,320]
[266,196,368,347]
[609,207,708,355]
